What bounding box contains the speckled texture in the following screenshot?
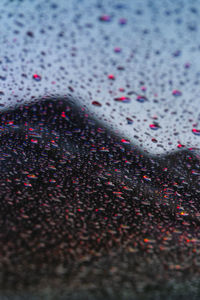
[0,98,200,299]
[1,1,200,297]
[1,0,200,154]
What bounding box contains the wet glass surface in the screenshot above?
[1,0,200,299]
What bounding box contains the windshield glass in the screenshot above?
[0,1,200,299]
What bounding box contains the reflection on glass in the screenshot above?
[0,0,200,299]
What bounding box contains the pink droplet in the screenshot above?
[114,96,130,103]
[172,90,182,97]
[192,128,200,136]
[108,74,115,80]
[32,74,41,81]
[121,139,130,144]
[149,123,160,130]
[99,15,111,22]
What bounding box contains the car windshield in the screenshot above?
[0,1,200,299]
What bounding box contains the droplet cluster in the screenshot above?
[0,0,199,153]
[0,0,200,298]
[0,98,200,298]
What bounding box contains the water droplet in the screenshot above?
[192,128,200,136]
[149,123,160,130]
[121,138,130,144]
[173,50,181,57]
[136,95,148,103]
[32,74,42,81]
[126,117,133,124]
[118,18,127,25]
[172,90,182,97]
[177,143,185,148]
[114,47,122,53]
[114,96,131,103]
[143,175,151,181]
[108,74,115,80]
[151,138,157,143]
[92,101,102,107]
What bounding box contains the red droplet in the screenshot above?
[151,138,157,143]
[33,74,41,81]
[108,74,115,80]
[177,143,184,148]
[114,96,130,103]
[121,139,130,144]
[92,101,102,107]
[192,128,200,136]
[172,90,182,97]
[149,123,160,130]
[31,139,38,144]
